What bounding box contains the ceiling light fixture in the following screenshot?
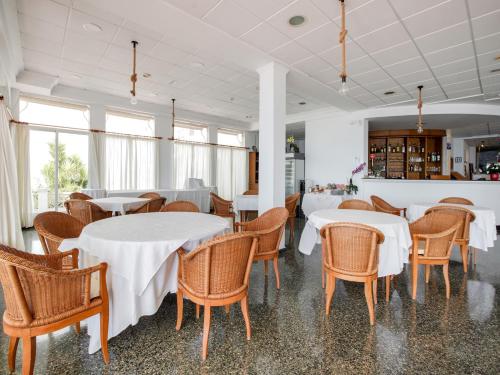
[299,101,307,105]
[289,15,305,27]
[129,40,139,105]
[490,68,500,73]
[143,72,151,78]
[384,90,395,95]
[338,0,349,96]
[416,85,424,134]
[82,23,102,32]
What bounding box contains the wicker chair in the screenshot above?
[176,232,258,360]
[424,206,475,272]
[439,197,473,205]
[160,200,200,212]
[338,199,375,211]
[285,193,301,244]
[69,192,92,200]
[126,197,166,214]
[0,245,109,374]
[235,207,289,289]
[211,192,236,232]
[370,195,406,217]
[320,222,384,325]
[409,213,460,299]
[33,212,83,270]
[64,199,112,225]
[138,192,161,199]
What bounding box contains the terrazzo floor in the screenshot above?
[1,219,499,374]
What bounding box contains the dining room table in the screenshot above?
[299,209,412,277]
[59,212,230,354]
[90,196,150,215]
[233,194,258,221]
[301,192,347,217]
[407,202,497,251]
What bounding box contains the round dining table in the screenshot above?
[407,202,497,251]
[301,192,345,217]
[59,212,230,354]
[90,196,150,215]
[299,209,412,277]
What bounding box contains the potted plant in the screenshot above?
[486,162,500,181]
[287,136,300,153]
[345,162,366,195]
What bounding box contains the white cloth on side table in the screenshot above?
[59,212,230,354]
[233,195,258,213]
[301,193,344,218]
[81,189,107,199]
[90,197,149,215]
[299,209,412,277]
[407,203,496,251]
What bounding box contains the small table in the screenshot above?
[90,197,150,215]
[59,212,230,354]
[301,192,346,217]
[299,209,412,277]
[407,203,497,251]
[233,194,258,221]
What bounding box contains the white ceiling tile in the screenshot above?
[363,78,395,91]
[205,65,240,81]
[346,0,398,38]
[446,87,481,98]
[474,33,500,55]
[437,69,478,85]
[17,0,69,27]
[18,14,66,44]
[443,78,480,93]
[426,42,475,67]
[468,0,500,18]
[319,41,366,67]
[22,49,61,75]
[204,1,261,37]
[148,42,190,65]
[240,23,290,52]
[267,0,330,39]
[73,0,124,25]
[235,0,295,20]
[310,0,374,21]
[432,57,476,76]
[141,57,177,77]
[271,42,312,65]
[472,10,500,39]
[64,31,108,57]
[61,59,96,75]
[293,56,331,75]
[389,0,449,19]
[21,33,63,57]
[295,22,339,54]
[395,70,434,85]
[356,22,409,54]
[415,22,471,54]
[476,49,500,68]
[67,10,119,43]
[348,56,380,77]
[113,27,160,56]
[310,68,338,83]
[164,0,220,18]
[371,41,420,67]
[403,0,467,39]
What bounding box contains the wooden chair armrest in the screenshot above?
[20,249,79,270]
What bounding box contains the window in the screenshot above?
[216,129,247,200]
[20,97,89,213]
[173,123,211,188]
[104,111,157,190]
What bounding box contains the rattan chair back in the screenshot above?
[338,199,375,211]
[285,193,301,218]
[147,197,167,212]
[34,212,84,255]
[138,192,161,199]
[161,200,200,212]
[409,213,460,258]
[210,192,233,217]
[424,206,475,242]
[69,192,92,200]
[370,195,402,215]
[64,199,112,225]
[320,222,384,276]
[438,197,473,205]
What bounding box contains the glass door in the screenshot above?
[30,130,57,213]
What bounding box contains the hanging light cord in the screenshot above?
[339,0,347,83]
[130,41,138,97]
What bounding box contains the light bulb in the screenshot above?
[130,95,138,105]
[417,125,424,134]
[339,79,349,96]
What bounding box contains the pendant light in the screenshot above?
[130,40,139,105]
[416,85,424,134]
[338,0,349,96]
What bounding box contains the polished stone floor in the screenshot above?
[1,221,499,374]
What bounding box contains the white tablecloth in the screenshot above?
[407,203,497,251]
[233,195,258,213]
[81,189,107,199]
[301,192,345,217]
[59,212,229,354]
[299,209,412,277]
[90,197,150,215]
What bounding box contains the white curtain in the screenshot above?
[217,148,247,200]
[11,124,33,227]
[104,135,157,190]
[88,131,104,189]
[0,102,24,249]
[173,142,211,189]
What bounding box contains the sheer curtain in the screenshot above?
[173,142,211,189]
[0,102,24,249]
[11,124,33,227]
[88,131,104,189]
[216,148,247,200]
[104,135,157,190]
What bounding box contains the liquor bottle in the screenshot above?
[396,144,400,153]
[421,146,425,153]
[437,152,440,162]
[427,153,431,162]
[402,144,406,153]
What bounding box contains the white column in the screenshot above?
[155,114,173,189]
[257,62,288,215]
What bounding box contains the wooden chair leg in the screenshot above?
[460,244,468,273]
[425,265,430,284]
[364,281,375,326]
[74,322,81,334]
[176,291,184,331]
[443,264,450,299]
[195,304,200,320]
[264,260,269,276]
[100,306,110,364]
[202,306,211,361]
[273,256,280,289]
[8,336,19,372]
[241,296,251,340]
[325,275,335,316]
[373,278,378,305]
[321,241,326,289]
[289,218,295,244]
[473,248,477,265]
[412,262,418,300]
[22,337,36,375]
[385,276,390,303]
